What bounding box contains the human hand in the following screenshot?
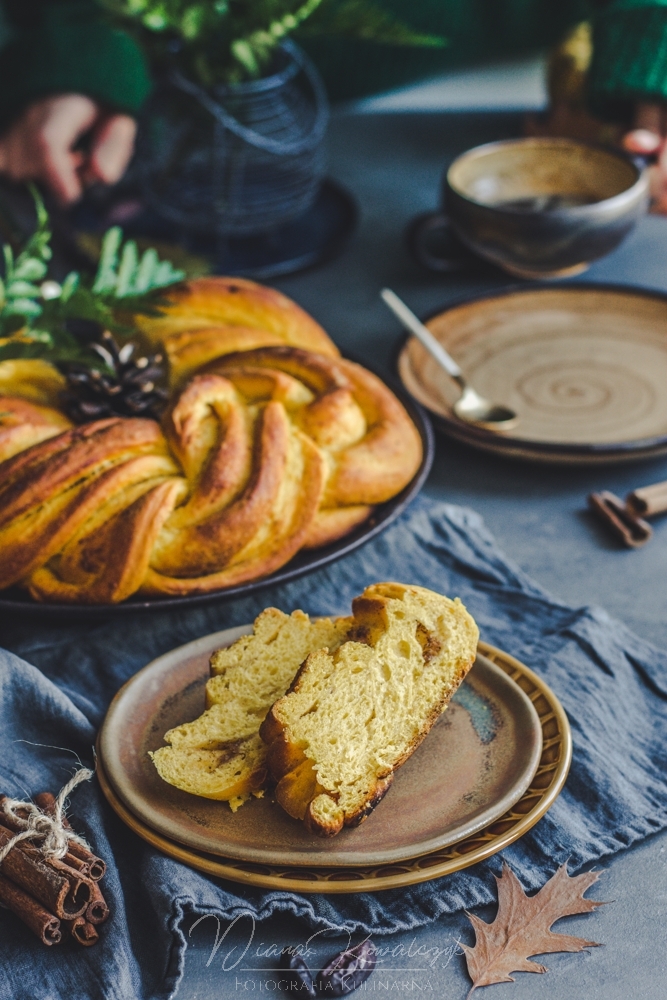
[0,94,136,206]
[623,102,667,214]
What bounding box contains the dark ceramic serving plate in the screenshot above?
[66,178,358,281]
[0,366,433,617]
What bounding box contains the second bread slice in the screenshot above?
[150,607,351,809]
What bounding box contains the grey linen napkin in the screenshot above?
[1,496,666,1000]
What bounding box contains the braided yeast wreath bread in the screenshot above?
[132,276,340,385]
[150,609,351,807]
[0,348,422,602]
[260,583,479,836]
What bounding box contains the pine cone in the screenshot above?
[62,332,169,423]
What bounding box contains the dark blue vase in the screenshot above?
[137,40,329,238]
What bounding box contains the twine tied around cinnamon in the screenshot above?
[0,767,94,866]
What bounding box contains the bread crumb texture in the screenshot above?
[150,608,351,803]
[260,583,479,836]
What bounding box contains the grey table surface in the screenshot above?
[172,106,666,997]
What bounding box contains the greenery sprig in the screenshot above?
[0,188,185,368]
[0,191,53,339]
[97,0,445,86]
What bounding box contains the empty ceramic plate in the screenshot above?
[398,285,667,463]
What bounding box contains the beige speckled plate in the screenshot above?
[398,285,667,463]
[98,627,543,869]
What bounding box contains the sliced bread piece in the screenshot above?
[150,608,351,806]
[150,735,267,811]
[260,582,479,836]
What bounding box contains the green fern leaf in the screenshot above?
[116,239,140,296]
[91,226,185,299]
[93,226,124,293]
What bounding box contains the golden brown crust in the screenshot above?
[275,759,321,821]
[302,773,394,836]
[0,420,173,591]
[212,345,346,394]
[258,712,296,766]
[2,456,177,592]
[133,276,339,369]
[326,359,423,506]
[0,359,67,407]
[0,396,71,464]
[301,505,373,549]
[269,736,309,784]
[343,775,394,829]
[28,477,184,603]
[151,397,289,576]
[0,377,330,600]
[0,418,164,528]
[163,373,249,492]
[141,422,326,595]
[209,347,422,507]
[303,800,342,837]
[163,326,285,387]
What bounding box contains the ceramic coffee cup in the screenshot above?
[409,137,649,279]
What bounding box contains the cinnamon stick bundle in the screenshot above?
[0,824,91,919]
[34,793,106,881]
[0,797,96,884]
[0,785,108,947]
[0,872,61,945]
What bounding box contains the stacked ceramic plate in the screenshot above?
[398,285,667,464]
[97,628,570,893]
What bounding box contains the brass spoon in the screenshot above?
[381,288,519,432]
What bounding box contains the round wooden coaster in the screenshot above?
[96,641,571,894]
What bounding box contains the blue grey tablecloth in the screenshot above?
[1,496,667,1000]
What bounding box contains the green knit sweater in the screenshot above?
[0,2,150,126]
[0,0,665,126]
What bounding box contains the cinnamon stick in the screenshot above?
[0,824,90,919]
[63,916,99,947]
[59,851,88,876]
[34,792,106,881]
[0,872,61,945]
[62,842,105,880]
[86,880,109,925]
[628,480,667,516]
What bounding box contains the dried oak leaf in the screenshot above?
[462,862,605,996]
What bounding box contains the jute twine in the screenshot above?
[0,767,94,866]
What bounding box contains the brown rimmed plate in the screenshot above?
[0,363,433,617]
[398,284,667,464]
[97,629,553,875]
[96,640,570,893]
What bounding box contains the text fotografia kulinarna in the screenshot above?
[234,978,436,992]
